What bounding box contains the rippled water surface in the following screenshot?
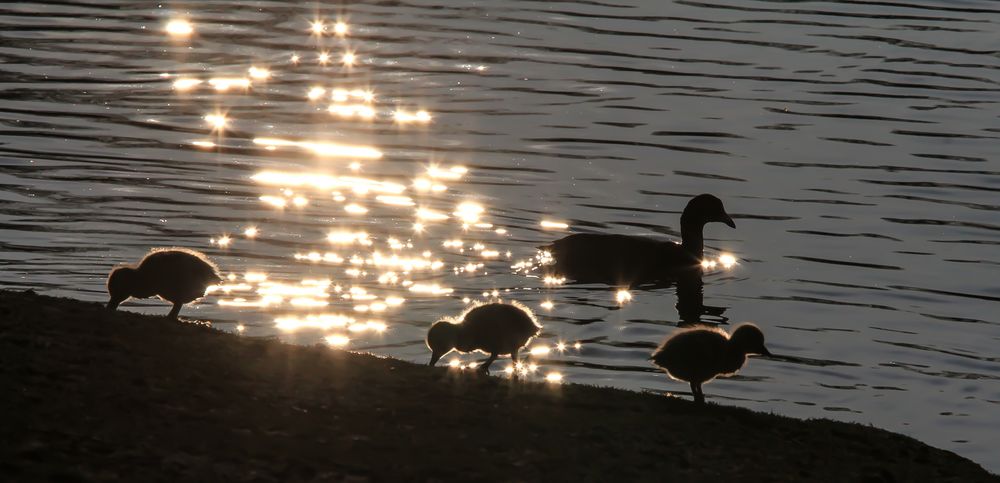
[1,0,998,471]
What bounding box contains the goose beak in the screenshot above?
[759,346,772,357]
[107,298,121,310]
[429,352,442,367]
[720,213,736,229]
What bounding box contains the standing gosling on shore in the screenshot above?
[107,248,222,319]
[427,302,541,374]
[651,323,771,404]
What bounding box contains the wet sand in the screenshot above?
[1,289,994,482]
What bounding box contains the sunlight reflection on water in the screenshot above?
[37,0,1000,466]
[165,19,193,37]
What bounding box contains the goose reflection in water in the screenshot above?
[674,271,729,327]
[599,272,730,327]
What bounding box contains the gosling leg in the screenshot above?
[167,302,183,320]
[691,382,705,405]
[479,352,498,375]
[510,348,521,379]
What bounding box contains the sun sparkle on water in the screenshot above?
[344,203,368,215]
[247,67,270,80]
[204,114,227,130]
[259,195,287,208]
[529,346,550,356]
[543,276,566,286]
[166,13,589,372]
[701,253,738,270]
[307,87,325,100]
[244,272,267,283]
[173,78,201,91]
[325,334,350,347]
[394,110,432,124]
[427,165,467,180]
[252,139,382,159]
[208,78,251,92]
[326,230,372,245]
[408,283,453,295]
[453,202,485,223]
[416,208,449,221]
[376,195,414,206]
[277,314,352,331]
[165,19,193,36]
[329,104,375,119]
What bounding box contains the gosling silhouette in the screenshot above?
[107,248,222,319]
[651,323,770,404]
[427,302,541,374]
[541,194,735,284]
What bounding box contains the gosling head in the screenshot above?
[106,266,140,310]
[426,320,459,367]
[730,323,771,357]
[683,194,736,229]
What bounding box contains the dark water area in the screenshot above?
[0,0,997,471]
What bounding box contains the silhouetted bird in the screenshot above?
[651,323,770,404]
[427,302,541,374]
[107,248,222,319]
[540,194,735,284]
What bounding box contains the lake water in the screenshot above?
[1,0,998,472]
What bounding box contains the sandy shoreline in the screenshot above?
[1,289,994,482]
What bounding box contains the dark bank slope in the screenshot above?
[0,290,994,482]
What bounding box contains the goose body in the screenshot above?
[107,248,222,319]
[542,194,735,284]
[651,323,770,404]
[427,302,541,374]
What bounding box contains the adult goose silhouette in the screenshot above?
[107,248,222,319]
[427,302,541,375]
[540,194,735,285]
[651,323,770,404]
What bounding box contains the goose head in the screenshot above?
[426,320,459,366]
[681,194,735,229]
[730,323,771,357]
[106,266,140,310]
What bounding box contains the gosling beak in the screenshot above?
[107,299,121,311]
[720,213,736,229]
[758,346,772,357]
[429,352,442,367]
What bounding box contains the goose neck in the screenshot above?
[680,219,705,259]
